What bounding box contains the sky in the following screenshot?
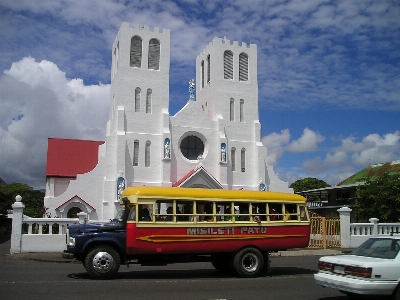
[0,0,399,190]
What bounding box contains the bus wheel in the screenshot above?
[231,247,264,278]
[84,246,120,279]
[211,254,231,273]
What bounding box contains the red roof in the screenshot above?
[46,138,104,177]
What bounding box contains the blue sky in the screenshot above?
[0,0,399,189]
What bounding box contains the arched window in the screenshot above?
[133,140,139,166]
[224,50,233,79]
[67,207,82,218]
[130,36,142,68]
[135,87,141,112]
[241,148,246,172]
[240,99,244,122]
[146,88,152,113]
[230,98,235,121]
[201,60,205,88]
[145,141,151,167]
[239,52,248,81]
[231,147,236,171]
[207,54,211,84]
[148,38,160,70]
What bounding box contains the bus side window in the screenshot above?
[285,204,298,221]
[128,206,136,221]
[138,204,152,222]
[268,203,282,221]
[236,202,250,221]
[299,206,308,221]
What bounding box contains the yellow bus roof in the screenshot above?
[121,186,306,203]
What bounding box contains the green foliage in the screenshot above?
[290,177,330,193]
[0,182,46,217]
[355,172,400,222]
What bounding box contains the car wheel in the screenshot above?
[231,247,264,278]
[84,246,120,279]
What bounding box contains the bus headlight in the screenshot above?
[68,236,75,247]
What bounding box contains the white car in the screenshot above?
[314,237,400,299]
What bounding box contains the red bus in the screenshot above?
[65,186,310,279]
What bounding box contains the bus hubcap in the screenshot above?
[92,251,114,273]
[242,253,258,272]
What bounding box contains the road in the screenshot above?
[0,252,348,300]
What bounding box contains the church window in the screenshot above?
[207,55,210,84]
[135,88,141,112]
[241,148,246,172]
[130,36,142,68]
[148,38,160,70]
[239,52,248,81]
[133,140,139,166]
[146,88,152,113]
[67,207,82,218]
[145,141,151,167]
[201,60,204,88]
[231,147,236,171]
[224,50,233,79]
[180,135,204,160]
[230,98,234,121]
[240,99,244,122]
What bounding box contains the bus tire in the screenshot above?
[84,245,120,279]
[231,247,264,278]
[211,253,231,273]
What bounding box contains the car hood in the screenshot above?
[68,222,124,234]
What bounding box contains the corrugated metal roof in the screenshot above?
[46,138,104,177]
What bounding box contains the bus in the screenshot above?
[64,186,310,279]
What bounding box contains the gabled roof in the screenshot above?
[338,161,400,186]
[46,138,104,178]
[173,166,224,189]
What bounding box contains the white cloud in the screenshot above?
[0,57,109,188]
[285,128,325,152]
[261,129,290,166]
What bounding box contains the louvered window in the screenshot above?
[148,38,160,70]
[201,60,204,88]
[240,99,244,122]
[135,88,141,112]
[133,140,139,166]
[230,98,234,121]
[130,36,142,68]
[241,148,246,172]
[145,141,151,167]
[224,50,233,79]
[231,147,236,171]
[146,89,152,113]
[207,55,210,84]
[239,52,248,81]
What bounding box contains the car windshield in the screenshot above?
[351,238,400,259]
[112,209,126,222]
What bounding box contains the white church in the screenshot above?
[44,22,292,221]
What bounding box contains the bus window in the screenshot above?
[216,202,235,222]
[155,200,172,221]
[299,205,308,221]
[254,203,267,221]
[285,204,298,221]
[268,203,282,221]
[177,200,193,221]
[128,206,136,221]
[197,201,213,221]
[236,202,250,221]
[138,204,152,222]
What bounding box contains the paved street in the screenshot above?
[0,235,353,300]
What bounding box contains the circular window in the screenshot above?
[180,135,204,160]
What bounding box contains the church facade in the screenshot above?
[44,22,292,221]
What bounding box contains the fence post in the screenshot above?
[77,212,88,224]
[369,218,379,236]
[10,195,25,254]
[337,206,352,248]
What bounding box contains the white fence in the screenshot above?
[8,196,400,253]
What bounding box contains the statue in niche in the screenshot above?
[164,139,171,159]
[189,79,195,100]
[259,179,266,191]
[221,144,226,163]
[117,177,125,201]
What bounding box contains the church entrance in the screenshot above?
[67,207,82,218]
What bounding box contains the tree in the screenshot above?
[355,172,400,222]
[290,177,330,193]
[0,182,46,217]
